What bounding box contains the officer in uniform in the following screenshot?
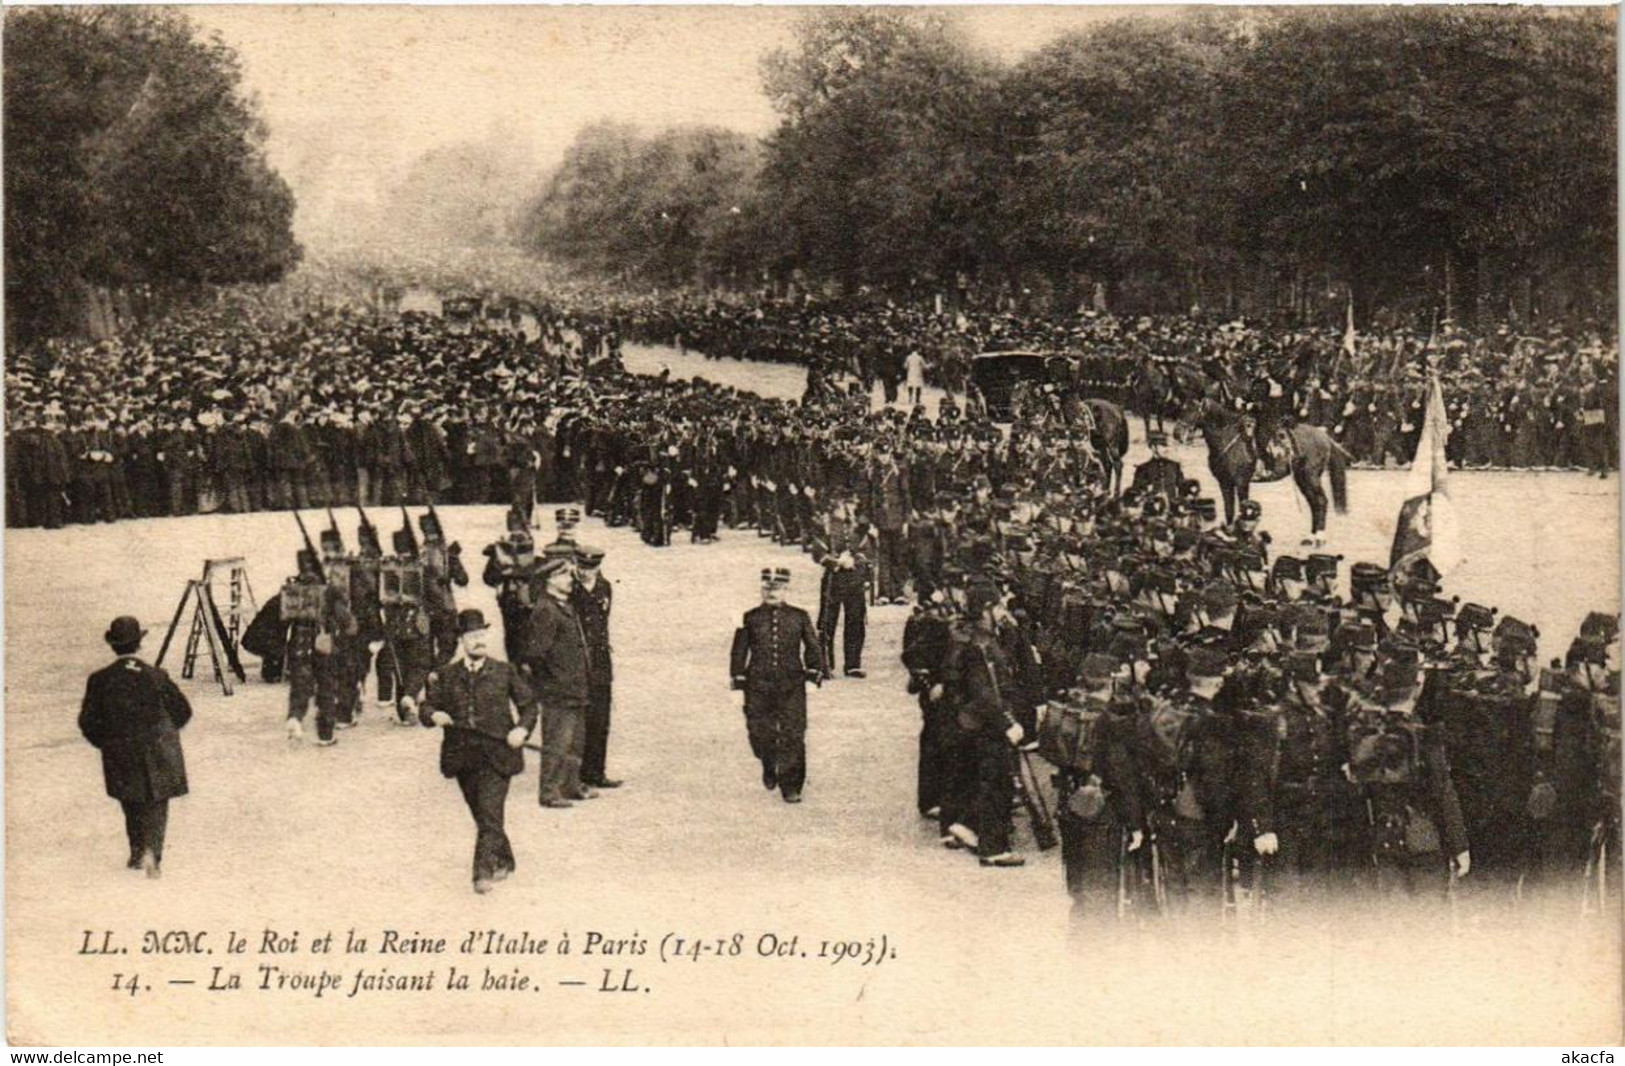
[420,609,537,894]
[547,506,582,553]
[79,616,193,878]
[572,544,621,790]
[730,567,825,804]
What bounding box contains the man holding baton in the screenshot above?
[421,609,537,894]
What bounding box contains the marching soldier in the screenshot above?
[377,522,433,724]
[420,609,538,894]
[1047,653,1143,918]
[419,508,468,666]
[939,582,1028,867]
[1345,650,1471,897]
[352,511,388,718]
[79,616,192,878]
[1117,647,1241,912]
[572,544,621,790]
[482,507,542,663]
[730,567,825,804]
[319,521,364,729]
[281,548,352,747]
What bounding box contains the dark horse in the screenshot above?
[1130,360,1206,441]
[1081,397,1130,497]
[1011,385,1131,496]
[1190,398,1350,544]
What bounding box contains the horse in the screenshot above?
[1190,398,1350,544]
[1130,360,1206,442]
[1082,398,1130,497]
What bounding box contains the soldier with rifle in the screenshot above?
[419,504,468,667]
[319,510,365,730]
[1345,646,1471,898]
[377,514,433,725]
[1116,646,1244,914]
[938,582,1029,867]
[283,514,353,747]
[1044,651,1144,920]
[352,505,388,718]
[482,507,542,664]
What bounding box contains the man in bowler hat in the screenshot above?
[78,615,192,879]
[421,608,537,894]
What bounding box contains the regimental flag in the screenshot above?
[1390,372,1463,576]
[1342,293,1357,357]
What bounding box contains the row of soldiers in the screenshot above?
[238,501,621,879]
[895,459,1620,916]
[241,505,469,744]
[10,285,1617,531]
[237,499,623,891]
[601,300,1619,474]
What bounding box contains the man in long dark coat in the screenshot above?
[78,616,193,878]
[421,609,537,894]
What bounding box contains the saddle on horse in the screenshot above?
[1242,415,1296,482]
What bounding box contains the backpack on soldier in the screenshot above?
[1038,693,1108,774]
[1143,699,1203,818]
[1596,693,1621,808]
[380,558,424,606]
[280,580,327,625]
[1347,711,1424,786]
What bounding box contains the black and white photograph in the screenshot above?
[2,2,1620,1047]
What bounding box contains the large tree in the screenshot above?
[5,7,300,343]
[1002,13,1243,310]
[1216,6,1615,320]
[518,122,760,286]
[758,9,1006,290]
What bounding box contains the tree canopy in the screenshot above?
[5,7,300,342]
[492,7,1621,323]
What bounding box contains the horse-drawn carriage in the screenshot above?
[969,350,1064,422]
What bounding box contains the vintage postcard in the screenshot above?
[4,3,1620,1046]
